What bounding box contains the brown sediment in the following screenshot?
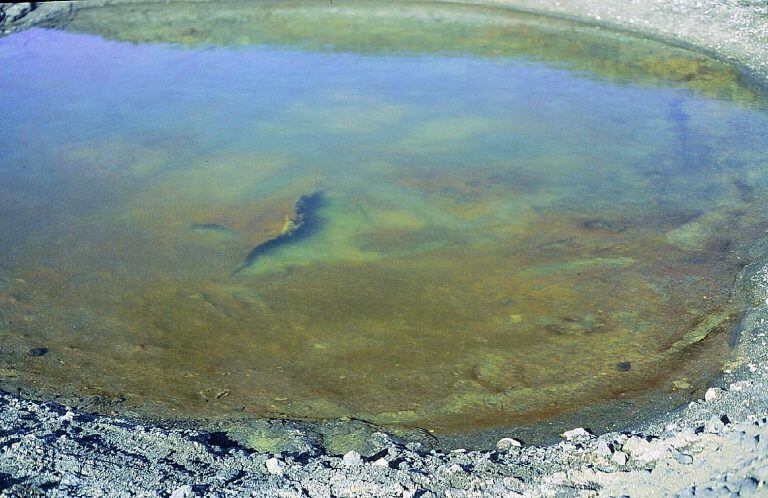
[0,0,766,447]
[0,198,746,434]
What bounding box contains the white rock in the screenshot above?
[170,485,193,498]
[704,415,725,434]
[372,457,389,466]
[611,450,628,465]
[265,457,285,476]
[622,436,668,463]
[342,450,362,466]
[561,428,592,440]
[596,440,613,457]
[4,3,33,23]
[704,387,722,402]
[446,463,464,474]
[496,437,522,450]
[729,380,750,391]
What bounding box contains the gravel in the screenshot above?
[1,0,767,496]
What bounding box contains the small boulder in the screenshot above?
[673,451,693,465]
[611,450,628,465]
[341,450,362,466]
[496,437,522,451]
[561,428,593,440]
[265,457,285,476]
[595,440,613,457]
[704,387,722,402]
[170,485,194,498]
[704,415,725,434]
[28,347,48,357]
[622,436,667,463]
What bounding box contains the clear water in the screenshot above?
[1,1,768,441]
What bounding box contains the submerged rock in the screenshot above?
[233,190,324,274]
[27,347,48,357]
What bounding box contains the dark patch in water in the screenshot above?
[581,219,627,233]
[191,223,231,232]
[190,223,237,238]
[733,178,756,203]
[234,190,325,274]
[670,96,712,175]
[616,361,631,372]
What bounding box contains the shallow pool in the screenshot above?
[1,1,767,443]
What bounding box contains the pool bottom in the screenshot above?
[0,320,739,453]
[2,1,768,450]
[0,223,746,451]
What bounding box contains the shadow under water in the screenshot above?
[1,0,768,448]
[234,190,325,275]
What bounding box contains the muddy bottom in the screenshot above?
[1,0,768,444]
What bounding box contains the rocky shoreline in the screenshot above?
[2,0,768,496]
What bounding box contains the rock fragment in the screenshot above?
[704,415,726,434]
[28,347,48,357]
[674,451,694,465]
[265,457,285,476]
[496,437,522,451]
[611,451,628,466]
[170,485,194,498]
[595,440,613,457]
[705,387,722,402]
[561,428,592,440]
[341,450,362,466]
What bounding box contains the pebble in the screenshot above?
[611,451,628,466]
[496,438,522,451]
[595,440,613,457]
[169,485,194,498]
[265,457,285,476]
[622,436,670,464]
[616,361,632,372]
[705,387,722,402]
[342,450,362,466]
[704,415,726,434]
[674,451,694,465]
[561,428,592,440]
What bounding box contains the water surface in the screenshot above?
[1,1,768,444]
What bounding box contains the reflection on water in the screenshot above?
[1,1,768,440]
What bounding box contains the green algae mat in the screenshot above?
[1,0,767,443]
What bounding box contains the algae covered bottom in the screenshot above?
[1,1,768,443]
